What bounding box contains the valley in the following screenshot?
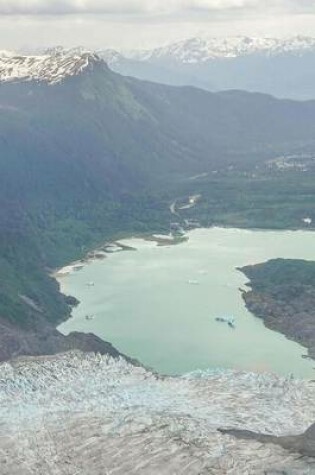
[0,38,315,474]
[1,48,314,342]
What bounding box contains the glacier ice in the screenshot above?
[1,351,315,474]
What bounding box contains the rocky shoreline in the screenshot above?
[0,235,171,365]
[0,240,138,364]
[0,314,135,364]
[239,258,315,361]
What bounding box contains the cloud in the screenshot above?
[1,0,315,51]
[0,0,145,15]
[0,0,311,16]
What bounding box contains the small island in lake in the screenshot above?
[239,258,315,360]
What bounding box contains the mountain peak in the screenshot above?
[0,47,103,85]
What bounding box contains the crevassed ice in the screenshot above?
[1,352,315,474]
[1,351,314,434]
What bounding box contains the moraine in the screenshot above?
[58,228,315,378]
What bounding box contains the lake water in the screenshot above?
[58,228,315,378]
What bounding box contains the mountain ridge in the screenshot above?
[123,35,315,63]
[0,47,101,84]
[5,38,315,99]
[99,36,315,100]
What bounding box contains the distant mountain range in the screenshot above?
[98,36,315,100]
[126,36,315,62]
[4,37,315,99]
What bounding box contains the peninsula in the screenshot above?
[240,259,315,360]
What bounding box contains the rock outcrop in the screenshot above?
[239,259,315,360]
[0,316,128,362]
[220,422,315,458]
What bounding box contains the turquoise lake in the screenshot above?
[58,228,315,378]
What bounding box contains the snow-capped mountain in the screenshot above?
[0,47,101,84]
[126,35,315,64]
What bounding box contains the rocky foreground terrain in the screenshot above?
[1,351,315,474]
[0,315,130,363]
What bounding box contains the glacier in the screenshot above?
[1,351,315,474]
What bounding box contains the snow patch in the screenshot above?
[0,47,102,85]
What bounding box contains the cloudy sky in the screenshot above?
[0,0,315,51]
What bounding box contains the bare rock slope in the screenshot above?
[0,316,127,362]
[221,422,315,459]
